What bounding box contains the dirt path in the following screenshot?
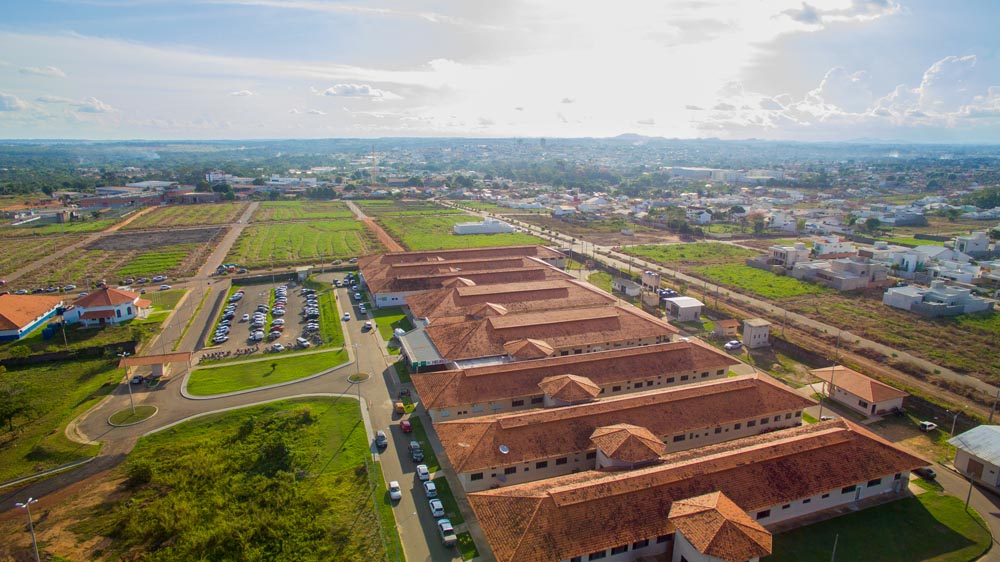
[102,206,155,232]
[344,200,405,252]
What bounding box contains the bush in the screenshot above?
[125,460,153,488]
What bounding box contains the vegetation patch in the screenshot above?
[254,200,354,221]
[405,415,439,473]
[72,398,395,562]
[431,476,464,525]
[624,242,758,266]
[186,349,347,395]
[109,405,157,425]
[769,494,990,562]
[0,235,84,276]
[120,202,248,230]
[355,199,464,216]
[694,264,831,300]
[225,221,384,268]
[377,213,544,250]
[116,245,199,277]
[457,531,479,561]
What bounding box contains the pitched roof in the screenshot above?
[423,303,677,361]
[503,338,554,359]
[948,425,1000,465]
[668,492,772,562]
[468,419,927,562]
[716,319,740,328]
[74,287,141,308]
[412,341,741,411]
[434,374,814,473]
[538,374,601,402]
[590,424,665,463]
[811,365,908,403]
[0,294,63,331]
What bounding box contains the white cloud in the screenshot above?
[807,67,873,113]
[917,55,978,113]
[561,97,575,104]
[306,108,326,115]
[321,83,400,99]
[782,0,900,27]
[0,92,27,111]
[19,65,66,78]
[229,89,256,96]
[76,97,116,113]
[36,95,76,104]
[636,117,655,126]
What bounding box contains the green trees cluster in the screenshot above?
[962,186,1000,210]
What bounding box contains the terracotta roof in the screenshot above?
[74,287,141,308]
[716,319,740,328]
[538,374,601,402]
[590,424,665,463]
[434,374,814,473]
[423,303,677,361]
[811,365,908,403]
[0,294,63,331]
[406,278,615,324]
[668,492,772,562]
[135,298,152,309]
[389,264,571,295]
[412,341,741,411]
[503,338,554,359]
[467,419,927,562]
[360,245,564,266]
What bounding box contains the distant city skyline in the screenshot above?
[2,0,1000,142]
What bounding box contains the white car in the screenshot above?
[429,498,445,517]
[364,320,373,330]
[724,340,743,351]
[342,312,351,321]
[241,314,250,322]
[423,480,438,498]
[388,481,402,501]
[152,275,166,282]
[416,464,430,481]
[271,343,285,352]
[159,284,172,290]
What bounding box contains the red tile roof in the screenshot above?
[503,338,555,360]
[0,294,63,331]
[412,341,741,411]
[668,492,772,562]
[434,374,814,473]
[590,424,665,464]
[811,365,908,403]
[538,374,601,402]
[74,287,141,308]
[467,419,926,562]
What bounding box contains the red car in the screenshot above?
[400,420,412,433]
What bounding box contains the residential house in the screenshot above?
[410,341,740,422]
[436,373,813,491]
[686,208,713,225]
[468,419,925,562]
[743,318,771,348]
[882,280,994,317]
[452,218,516,235]
[760,242,811,269]
[663,296,704,322]
[63,288,151,327]
[811,365,907,416]
[713,318,740,339]
[949,426,1000,491]
[0,294,64,342]
[954,231,991,258]
[927,260,981,284]
[791,258,889,291]
[812,236,856,258]
[612,277,642,297]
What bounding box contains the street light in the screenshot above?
[353,343,360,377]
[118,351,135,415]
[15,497,40,562]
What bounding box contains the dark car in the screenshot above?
[409,440,424,462]
[914,467,937,480]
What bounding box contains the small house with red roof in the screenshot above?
[63,288,152,327]
[811,365,908,417]
[0,294,64,341]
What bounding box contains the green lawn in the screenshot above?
[377,214,545,250]
[186,349,347,395]
[0,359,119,482]
[108,405,157,425]
[694,263,832,300]
[116,245,199,278]
[769,494,990,562]
[393,361,411,384]
[624,242,758,265]
[0,218,120,237]
[431,476,464,524]
[145,288,186,311]
[355,199,464,216]
[881,236,948,247]
[372,306,413,354]
[406,415,439,473]
[121,202,247,230]
[71,397,397,561]
[587,271,613,292]
[225,221,384,268]
[457,531,479,561]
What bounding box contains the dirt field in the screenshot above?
[86,227,225,251]
[518,215,682,245]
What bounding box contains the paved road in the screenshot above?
[935,464,1000,562]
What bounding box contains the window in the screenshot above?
[571,558,582,562]
[761,418,769,425]
[610,545,628,555]
[561,351,569,356]
[612,386,622,392]
[647,380,653,386]
[440,410,451,418]
[472,404,484,412]
[859,400,869,408]
[634,382,643,388]
[734,423,741,430]
[716,369,724,375]
[681,375,689,381]
[574,349,583,355]
[894,473,902,480]
[536,461,548,469]
[632,539,649,549]
[512,399,524,407]
[757,509,771,519]
[656,534,672,544]
[803,498,811,504]
[588,550,607,560]
[822,493,830,499]
[782,504,790,510]
[841,485,857,494]
[586,451,597,460]
[673,434,686,442]
[785,413,792,419]
[714,427,722,434]
[470,473,483,481]
[701,372,708,378]
[504,467,517,475]
[116,309,122,318]
[867,478,882,487]
[795,410,802,417]
[747,420,756,428]
[531,396,543,404]
[666,377,675,383]
[126,306,132,315]
[556,457,568,465]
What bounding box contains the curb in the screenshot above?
[181,351,355,400]
[107,406,159,427]
[0,457,96,490]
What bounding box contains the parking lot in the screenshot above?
[203,281,321,358]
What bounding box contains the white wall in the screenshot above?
[954,449,1000,488]
[755,472,908,527]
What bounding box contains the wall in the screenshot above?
[755,472,908,527]
[954,449,1000,488]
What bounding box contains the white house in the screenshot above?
[949,426,1000,491]
[954,231,991,257]
[64,288,151,327]
[743,318,771,348]
[612,277,642,297]
[663,296,704,322]
[768,243,811,268]
[882,280,994,317]
[812,236,856,258]
[811,365,907,417]
[453,218,516,235]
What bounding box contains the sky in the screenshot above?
[1,0,1000,141]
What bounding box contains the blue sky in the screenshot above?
[1,0,1000,141]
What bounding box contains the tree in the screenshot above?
[747,211,767,236]
[796,218,807,232]
[0,379,34,432]
[864,217,881,233]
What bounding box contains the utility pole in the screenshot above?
[15,497,40,562]
[118,351,135,414]
[990,389,1000,424]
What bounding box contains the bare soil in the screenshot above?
[86,227,226,251]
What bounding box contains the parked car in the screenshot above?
[363,320,373,331]
[348,257,358,264]
[409,441,424,462]
[914,467,937,480]
[213,335,229,344]
[423,480,438,498]
[724,340,743,351]
[268,331,281,340]
[359,304,367,314]
[63,284,76,291]
[152,275,166,282]
[919,421,938,432]
[394,401,406,415]
[437,518,457,547]
[241,314,250,322]
[271,343,285,352]
[375,430,388,449]
[295,337,310,348]
[271,319,285,326]
[131,375,144,384]
[429,498,445,517]
[159,284,171,291]
[400,419,412,433]
[342,312,351,321]
[388,481,402,501]
[354,292,361,301]
[272,309,285,316]
[416,464,431,481]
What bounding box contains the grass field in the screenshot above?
[769,494,990,562]
[225,221,385,268]
[0,218,120,237]
[694,264,832,300]
[377,214,544,250]
[253,200,354,221]
[355,199,464,216]
[70,397,397,561]
[186,349,347,395]
[880,236,948,247]
[115,244,198,277]
[145,288,186,310]
[624,242,758,266]
[0,359,119,482]
[458,532,479,561]
[0,235,84,276]
[121,202,248,230]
